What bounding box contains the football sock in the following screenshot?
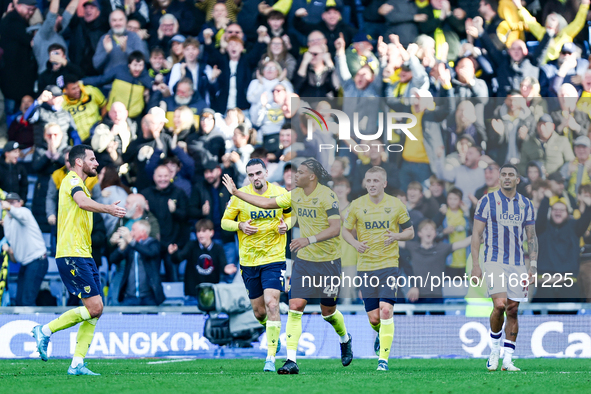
[257,315,268,327]
[323,310,349,343]
[490,329,502,350]
[73,318,99,359]
[47,306,92,334]
[503,340,515,364]
[378,318,394,361]
[286,310,303,362]
[71,357,84,368]
[266,320,281,360]
[370,321,381,333]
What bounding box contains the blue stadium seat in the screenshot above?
[162,282,185,306]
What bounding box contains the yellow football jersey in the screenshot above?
[344,193,411,271]
[222,182,291,267]
[56,171,94,258]
[276,184,341,262]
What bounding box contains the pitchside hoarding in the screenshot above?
[0,315,589,359]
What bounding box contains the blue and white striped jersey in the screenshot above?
[474,190,535,266]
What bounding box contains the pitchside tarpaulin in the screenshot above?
[0,315,589,359]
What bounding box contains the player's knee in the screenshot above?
[379,306,392,320]
[88,305,102,319]
[368,314,380,327]
[506,303,518,318]
[493,299,506,312]
[289,299,306,312]
[265,298,279,313]
[253,308,266,321]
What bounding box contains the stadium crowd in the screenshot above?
[1,0,591,307]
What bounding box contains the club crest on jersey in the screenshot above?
[385,207,391,213]
[84,286,91,293]
[519,203,525,210]
[312,198,318,205]
[363,209,367,214]
[70,178,79,185]
[332,201,338,209]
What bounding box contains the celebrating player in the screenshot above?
[31,145,126,375]
[471,164,537,372]
[221,158,353,374]
[342,166,414,371]
[221,158,292,372]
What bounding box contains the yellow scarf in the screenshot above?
[432,9,447,61]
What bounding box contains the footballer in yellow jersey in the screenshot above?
[32,145,126,376]
[342,166,414,372]
[221,159,291,372]
[221,158,352,375]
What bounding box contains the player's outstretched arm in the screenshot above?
[73,191,126,217]
[470,220,485,281]
[222,174,280,209]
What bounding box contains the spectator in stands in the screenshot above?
[520,76,547,123]
[84,51,153,119]
[169,219,235,303]
[204,32,268,114]
[444,100,486,155]
[247,60,293,121]
[0,0,38,114]
[1,193,48,306]
[429,175,446,206]
[146,144,195,197]
[512,0,589,63]
[388,63,454,191]
[400,219,471,303]
[488,91,535,166]
[252,82,288,154]
[417,0,466,62]
[149,0,199,38]
[379,0,422,48]
[435,187,470,278]
[31,123,67,233]
[530,179,550,212]
[100,101,138,155]
[26,85,80,148]
[551,83,589,141]
[141,164,188,282]
[0,141,28,201]
[295,6,357,58]
[155,77,207,121]
[197,1,229,48]
[452,57,489,103]
[384,42,429,99]
[519,114,575,176]
[32,0,78,74]
[169,106,196,144]
[67,0,109,77]
[548,171,576,211]
[534,191,591,302]
[123,113,172,191]
[186,108,226,172]
[168,37,214,103]
[147,47,172,85]
[97,165,130,237]
[406,181,439,219]
[467,16,550,96]
[540,42,589,97]
[473,161,500,202]
[476,0,505,50]
[62,75,107,143]
[222,124,255,186]
[93,9,149,74]
[7,96,35,150]
[110,220,165,306]
[188,160,236,266]
[118,193,160,239]
[148,13,179,52]
[261,35,297,81]
[567,136,591,199]
[434,145,485,208]
[38,44,85,90]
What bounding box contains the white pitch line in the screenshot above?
[147,359,196,365]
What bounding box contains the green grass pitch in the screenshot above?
[1,359,589,394]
